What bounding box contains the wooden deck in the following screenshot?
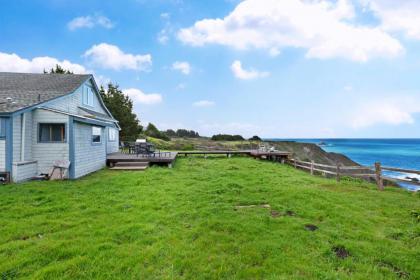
[106,150,290,170]
[107,152,178,168]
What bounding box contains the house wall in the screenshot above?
[106,126,119,154]
[12,112,33,163]
[45,79,107,116]
[74,122,106,178]
[0,140,5,171]
[32,109,69,175]
[13,115,21,162]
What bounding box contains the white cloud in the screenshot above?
[172,61,191,75]
[178,0,403,62]
[67,15,114,31]
[231,60,269,80]
[0,52,87,73]
[361,0,420,40]
[123,88,162,105]
[158,29,170,44]
[350,98,420,128]
[84,43,152,71]
[176,83,186,90]
[157,12,172,44]
[193,100,215,107]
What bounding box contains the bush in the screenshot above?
[145,123,170,141]
[211,134,245,141]
[164,129,200,138]
[249,135,262,141]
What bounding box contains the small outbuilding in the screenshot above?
[0,72,120,182]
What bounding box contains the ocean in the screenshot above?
[268,139,420,191]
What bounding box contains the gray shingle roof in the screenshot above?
[0,72,91,113]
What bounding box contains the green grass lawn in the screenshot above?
[0,157,419,279]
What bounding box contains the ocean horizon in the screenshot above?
[267,138,420,191]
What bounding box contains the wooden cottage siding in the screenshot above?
[32,109,69,175]
[13,115,21,162]
[74,122,106,178]
[23,112,33,161]
[44,80,107,116]
[44,85,82,115]
[0,140,5,171]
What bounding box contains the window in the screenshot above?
[83,86,94,107]
[39,123,66,143]
[92,126,102,143]
[108,128,117,142]
[0,118,6,138]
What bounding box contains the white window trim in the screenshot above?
[83,86,94,107]
[92,126,102,144]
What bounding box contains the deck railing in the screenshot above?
[286,158,420,191]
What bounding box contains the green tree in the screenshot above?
[100,83,143,141]
[145,123,170,141]
[249,135,262,141]
[44,65,73,74]
[211,134,245,141]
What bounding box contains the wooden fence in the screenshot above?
[286,158,420,191]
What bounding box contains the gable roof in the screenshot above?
[0,72,91,113]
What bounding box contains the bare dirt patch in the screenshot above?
[377,261,410,279]
[285,210,296,216]
[304,224,318,231]
[332,245,350,259]
[270,210,281,217]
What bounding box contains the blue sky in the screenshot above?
[1,0,420,138]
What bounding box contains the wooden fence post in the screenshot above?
[310,161,314,175]
[294,159,297,169]
[336,165,341,182]
[375,162,384,191]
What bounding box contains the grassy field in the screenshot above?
[0,157,419,279]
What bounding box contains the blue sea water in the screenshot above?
[268,139,420,191]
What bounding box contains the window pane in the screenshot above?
[92,126,101,143]
[89,89,94,106]
[83,87,88,104]
[51,124,64,142]
[39,123,65,142]
[92,126,101,135]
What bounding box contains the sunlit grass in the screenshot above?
[0,157,418,279]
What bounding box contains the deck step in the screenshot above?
[110,162,149,171]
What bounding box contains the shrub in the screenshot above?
[211,134,245,141]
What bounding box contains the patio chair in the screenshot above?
[134,142,170,158]
[32,160,70,181]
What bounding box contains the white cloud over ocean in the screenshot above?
[68,15,114,31]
